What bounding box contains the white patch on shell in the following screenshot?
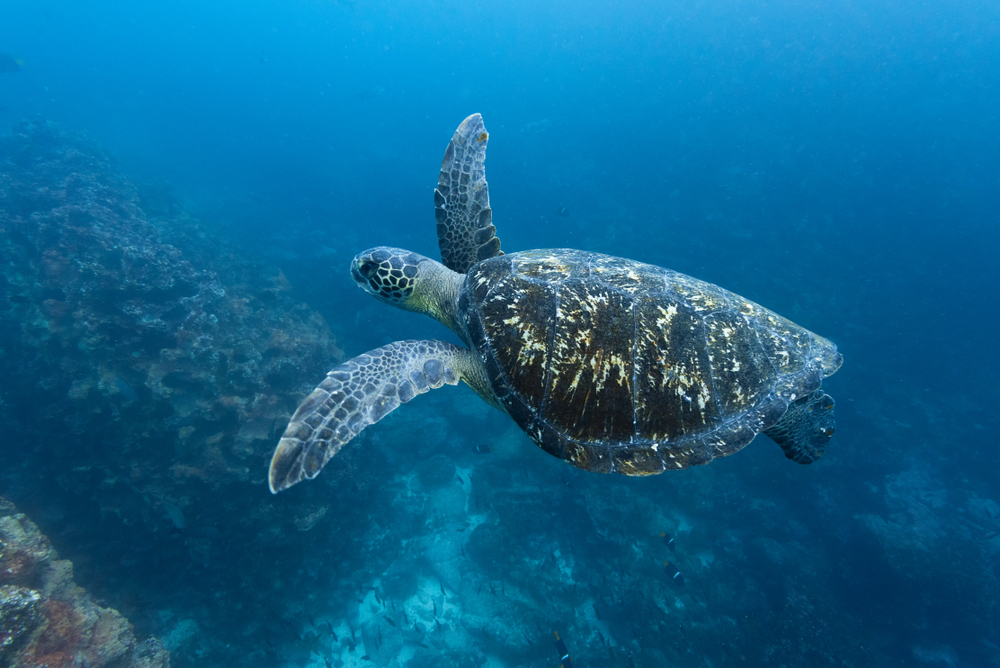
[500,298,547,376]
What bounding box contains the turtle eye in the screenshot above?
[358,261,376,278]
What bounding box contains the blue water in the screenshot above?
[1,1,998,667]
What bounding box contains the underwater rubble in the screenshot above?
[0,497,170,668]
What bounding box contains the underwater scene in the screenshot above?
[1,1,998,667]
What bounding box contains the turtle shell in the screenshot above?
[459,249,842,475]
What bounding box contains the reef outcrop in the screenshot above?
[0,498,170,668]
[0,116,342,506]
[0,118,347,664]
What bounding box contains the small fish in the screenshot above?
[308,614,316,627]
[385,616,397,628]
[374,590,382,606]
[553,630,573,668]
[402,609,409,626]
[433,600,437,617]
[439,579,447,596]
[660,532,675,552]
[417,642,429,649]
[390,598,395,611]
[664,560,685,586]
[361,655,371,661]
[489,582,496,596]
[350,625,357,642]
[473,444,492,454]
[558,206,570,217]
[326,622,337,641]
[593,603,602,621]
[324,658,333,668]
[435,618,443,632]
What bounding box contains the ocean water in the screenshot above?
[1,1,998,667]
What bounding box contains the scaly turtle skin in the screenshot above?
[268,114,842,493]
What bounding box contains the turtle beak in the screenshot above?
[351,255,385,301]
[350,258,374,296]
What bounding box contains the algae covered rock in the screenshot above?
[0,586,42,656]
[0,498,170,668]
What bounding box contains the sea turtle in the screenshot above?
[268,114,842,493]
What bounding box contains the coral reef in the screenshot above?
[0,497,169,667]
[0,116,341,504]
[0,117,346,665]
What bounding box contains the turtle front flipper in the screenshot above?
[269,340,478,493]
[763,390,836,464]
[434,113,502,274]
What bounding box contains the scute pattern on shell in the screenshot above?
[462,249,842,475]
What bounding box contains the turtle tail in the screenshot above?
[764,390,836,464]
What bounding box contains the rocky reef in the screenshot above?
[0,117,342,497]
[0,117,345,664]
[0,497,169,668]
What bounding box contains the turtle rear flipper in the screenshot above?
[269,340,478,493]
[763,390,836,464]
[434,113,502,274]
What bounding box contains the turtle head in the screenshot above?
[351,247,464,332]
[351,247,428,306]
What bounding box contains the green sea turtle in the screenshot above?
[268,114,842,493]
